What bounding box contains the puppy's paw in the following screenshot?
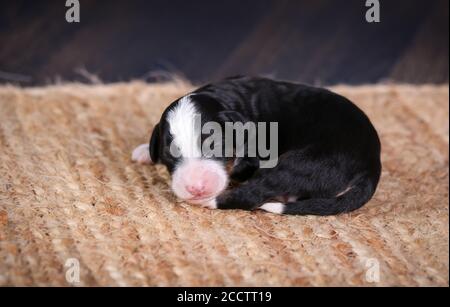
[188,198,217,210]
[259,202,285,215]
[131,144,152,164]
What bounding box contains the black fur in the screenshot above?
[149,76,381,216]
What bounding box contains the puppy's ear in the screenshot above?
[149,123,160,163]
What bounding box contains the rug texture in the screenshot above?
[0,81,448,286]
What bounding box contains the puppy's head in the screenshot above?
[149,95,229,203]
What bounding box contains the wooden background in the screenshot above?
[0,0,448,85]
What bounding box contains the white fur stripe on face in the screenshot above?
[167,95,202,159]
[260,202,285,214]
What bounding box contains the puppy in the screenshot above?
[132,76,381,215]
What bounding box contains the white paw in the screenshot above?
[259,202,285,214]
[188,197,217,209]
[131,144,152,164]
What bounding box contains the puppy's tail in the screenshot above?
[262,174,379,216]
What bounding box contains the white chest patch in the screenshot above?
[167,95,202,159]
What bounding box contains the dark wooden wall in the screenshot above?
[0,0,448,86]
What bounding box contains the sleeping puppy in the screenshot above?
[132,76,381,215]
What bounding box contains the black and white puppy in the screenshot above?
[132,76,381,215]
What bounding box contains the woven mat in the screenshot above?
[0,81,448,286]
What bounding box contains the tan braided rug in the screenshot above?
[0,81,448,286]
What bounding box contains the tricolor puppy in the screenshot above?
[132,76,381,215]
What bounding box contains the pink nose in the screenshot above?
[186,184,207,197]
